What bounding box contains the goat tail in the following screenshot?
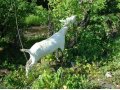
[20,49,30,53]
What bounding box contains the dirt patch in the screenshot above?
[24,26,48,37]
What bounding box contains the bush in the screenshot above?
[31,67,95,89]
[25,6,48,26]
[0,0,35,39]
[1,0,120,89]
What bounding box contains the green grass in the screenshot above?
[1,35,120,89]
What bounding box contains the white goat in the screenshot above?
[21,26,68,77]
[59,15,77,26]
[21,15,76,78]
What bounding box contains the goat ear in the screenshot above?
[59,20,65,23]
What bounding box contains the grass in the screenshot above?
[1,34,120,89]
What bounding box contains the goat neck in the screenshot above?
[58,26,68,36]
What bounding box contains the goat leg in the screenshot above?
[25,59,32,78]
[55,49,60,62]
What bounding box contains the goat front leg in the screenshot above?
[54,49,63,62]
[59,49,64,62]
[55,49,60,62]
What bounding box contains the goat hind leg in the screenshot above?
[25,59,32,78]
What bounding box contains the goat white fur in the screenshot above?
[21,15,77,78]
[21,26,68,77]
[59,15,77,26]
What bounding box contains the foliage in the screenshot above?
[1,0,120,89]
[2,64,100,89]
[48,0,120,63]
[0,0,35,40]
[3,66,26,89]
[32,68,93,89]
[25,6,48,26]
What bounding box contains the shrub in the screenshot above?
[25,6,48,26]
